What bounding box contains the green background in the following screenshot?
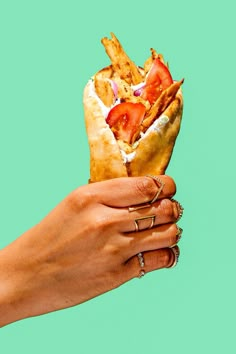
[1,0,235,353]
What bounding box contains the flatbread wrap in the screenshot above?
[83,33,183,182]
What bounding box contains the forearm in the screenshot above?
[0,238,39,326]
[0,225,61,327]
[0,198,86,327]
[0,246,26,326]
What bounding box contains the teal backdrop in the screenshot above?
[1,0,235,353]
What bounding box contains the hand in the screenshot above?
[0,175,183,326]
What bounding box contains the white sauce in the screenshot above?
[119,115,169,163]
[120,150,136,164]
[142,115,170,138]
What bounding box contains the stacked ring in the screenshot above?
[137,252,145,278]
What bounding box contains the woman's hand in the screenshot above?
[0,175,183,326]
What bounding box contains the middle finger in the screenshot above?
[117,198,182,233]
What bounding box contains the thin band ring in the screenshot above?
[128,175,165,213]
[146,175,165,204]
[168,246,180,268]
[134,215,156,232]
[128,203,151,212]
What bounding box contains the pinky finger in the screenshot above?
[122,246,180,281]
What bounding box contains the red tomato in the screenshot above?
[106,102,146,144]
[141,58,173,104]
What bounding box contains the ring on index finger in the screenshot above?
[128,175,165,213]
[146,175,165,203]
[168,246,180,268]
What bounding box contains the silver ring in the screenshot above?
[146,175,165,204]
[137,252,145,268]
[138,270,145,278]
[137,252,145,278]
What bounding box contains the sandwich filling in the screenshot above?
[89,33,183,163]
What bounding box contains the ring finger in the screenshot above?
[123,246,180,281]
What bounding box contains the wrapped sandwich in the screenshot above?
[83,33,183,182]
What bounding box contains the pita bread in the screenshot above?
[83,34,183,182]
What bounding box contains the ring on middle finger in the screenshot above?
[134,214,156,232]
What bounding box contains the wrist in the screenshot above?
[0,239,48,327]
[0,248,21,326]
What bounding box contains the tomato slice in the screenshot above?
[106,102,146,144]
[141,58,173,104]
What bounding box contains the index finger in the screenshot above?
[88,175,176,208]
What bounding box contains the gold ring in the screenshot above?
[146,175,165,203]
[168,246,180,268]
[128,203,151,212]
[134,215,156,232]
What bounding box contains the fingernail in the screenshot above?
[176,226,183,242]
[171,226,183,248]
[171,198,184,221]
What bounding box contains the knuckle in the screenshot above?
[66,187,95,211]
[104,239,127,262]
[93,213,113,232]
[66,190,81,211]
[126,236,137,252]
[135,177,156,202]
[106,244,121,258]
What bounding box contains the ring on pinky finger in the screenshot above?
[137,252,145,279]
[167,246,180,269]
